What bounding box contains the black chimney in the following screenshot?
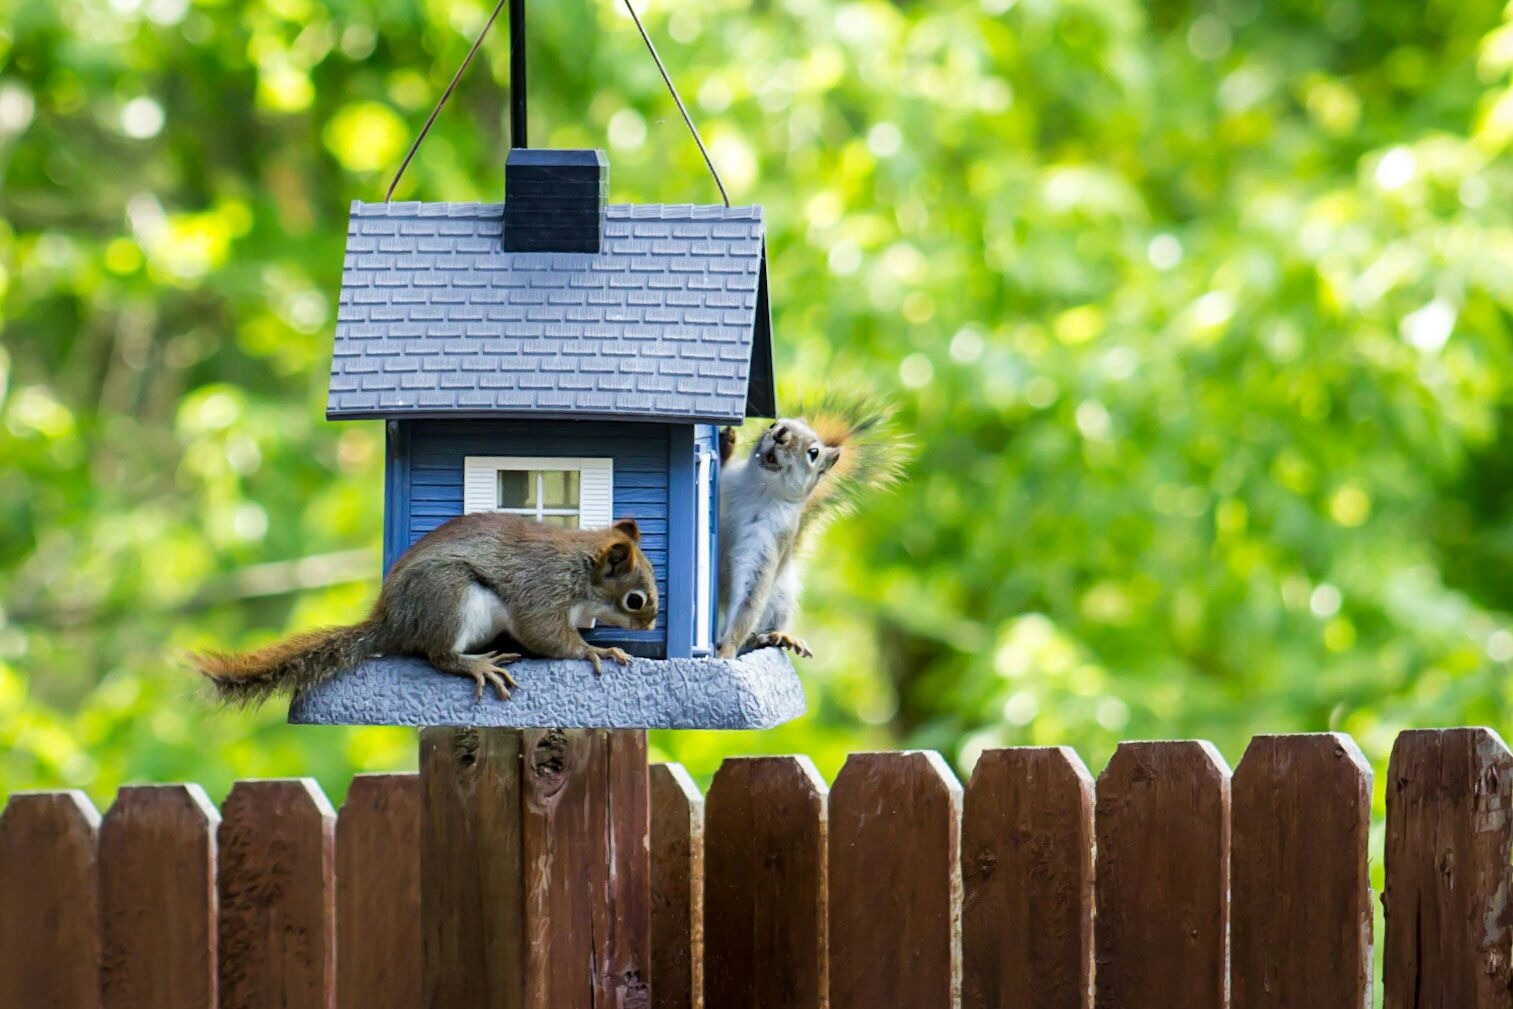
[503,148,607,254]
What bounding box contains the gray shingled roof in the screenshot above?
[327,201,776,423]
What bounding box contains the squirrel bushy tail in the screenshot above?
[194,621,378,705]
[791,388,910,538]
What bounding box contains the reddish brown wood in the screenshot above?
[338,773,420,1009]
[704,756,828,1009]
[1094,740,1230,1009]
[1383,727,1513,1009]
[651,763,704,1009]
[217,778,337,1009]
[0,790,102,1009]
[962,747,1094,1009]
[829,750,962,1009]
[520,728,651,1009]
[100,784,220,1009]
[1231,733,1372,1009]
[420,728,652,1009]
[421,727,525,1009]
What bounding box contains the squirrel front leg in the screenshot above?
[512,611,631,675]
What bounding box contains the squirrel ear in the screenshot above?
[824,445,842,471]
[613,518,641,544]
[601,541,633,577]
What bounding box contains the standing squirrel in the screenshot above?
[716,393,905,659]
[195,513,658,704]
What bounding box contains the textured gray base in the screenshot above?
[287,647,805,729]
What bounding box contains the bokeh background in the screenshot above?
[2,0,1512,817]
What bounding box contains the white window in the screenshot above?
[695,445,714,650]
[463,456,614,530]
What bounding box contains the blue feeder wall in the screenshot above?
[383,418,721,659]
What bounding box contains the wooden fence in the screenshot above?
[1,727,1510,1008]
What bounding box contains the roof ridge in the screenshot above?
[350,200,763,221]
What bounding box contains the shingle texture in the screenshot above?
[327,200,773,423]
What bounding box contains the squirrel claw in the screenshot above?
[755,632,813,659]
[585,646,631,676]
[462,651,520,701]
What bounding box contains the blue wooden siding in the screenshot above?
[389,419,678,658]
[665,426,695,659]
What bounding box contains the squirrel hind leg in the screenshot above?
[428,650,519,701]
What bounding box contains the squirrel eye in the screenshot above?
[806,446,820,463]
[623,590,647,612]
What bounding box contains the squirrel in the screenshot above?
[716,391,905,659]
[194,513,659,704]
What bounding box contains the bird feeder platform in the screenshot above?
[287,647,804,729]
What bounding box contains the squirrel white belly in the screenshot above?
[716,394,905,659]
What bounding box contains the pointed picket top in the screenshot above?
[0,789,103,1009]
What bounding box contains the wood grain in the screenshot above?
[651,763,705,1009]
[0,790,102,1009]
[962,747,1094,1009]
[217,778,337,1009]
[421,727,525,1009]
[1231,733,1372,1009]
[704,755,828,1009]
[1094,740,1230,1009]
[1383,727,1513,1009]
[100,784,220,1009]
[829,750,963,1009]
[519,728,652,1009]
[338,773,420,1009]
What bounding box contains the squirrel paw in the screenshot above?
[585,646,631,676]
[463,651,521,701]
[753,631,813,659]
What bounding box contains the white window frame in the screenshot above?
[695,446,714,651]
[463,456,614,530]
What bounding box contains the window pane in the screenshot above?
[540,469,579,508]
[541,513,580,529]
[498,470,529,509]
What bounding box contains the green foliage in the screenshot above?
[1,0,1512,809]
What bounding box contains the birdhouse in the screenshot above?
[290,147,803,729]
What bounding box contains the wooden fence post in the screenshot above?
[651,763,705,1009]
[1231,733,1372,1008]
[421,727,652,1009]
[704,755,828,1009]
[100,784,220,1009]
[338,773,421,1009]
[1095,740,1230,1009]
[963,746,1094,1009]
[0,790,102,1009]
[1383,727,1513,1009]
[829,750,962,1009]
[217,778,337,1009]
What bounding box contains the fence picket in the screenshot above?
[705,755,828,1009]
[420,727,525,1009]
[338,773,420,1009]
[0,790,102,1009]
[1231,733,1371,1008]
[100,785,220,1009]
[829,750,962,1009]
[1383,727,1513,1009]
[963,747,1094,1009]
[651,763,704,1009]
[217,778,337,1009]
[1095,740,1230,1009]
[519,729,651,1008]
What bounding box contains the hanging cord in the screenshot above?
[620,0,729,207]
[385,0,512,202]
[385,0,729,207]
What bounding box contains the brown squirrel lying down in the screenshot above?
[194,513,659,704]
